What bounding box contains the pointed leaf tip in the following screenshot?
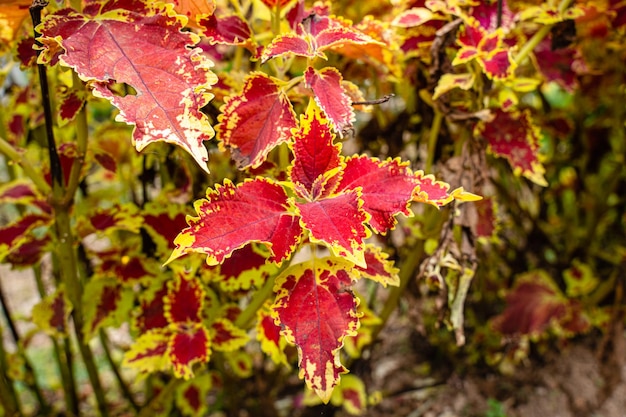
[169,178,302,266]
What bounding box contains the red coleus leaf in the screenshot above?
[0,180,50,213]
[0,180,37,201]
[304,66,355,135]
[256,301,289,365]
[289,104,343,200]
[272,261,360,402]
[392,7,434,27]
[209,318,248,352]
[471,0,517,31]
[38,0,218,173]
[165,274,204,324]
[209,245,274,291]
[492,270,573,336]
[179,383,202,416]
[474,197,498,239]
[261,14,381,63]
[87,203,143,235]
[92,148,117,174]
[261,33,312,61]
[481,48,516,79]
[217,72,297,169]
[476,109,547,186]
[337,156,417,234]
[412,172,456,206]
[199,13,256,53]
[533,37,578,92]
[82,278,134,339]
[57,87,86,126]
[135,285,169,332]
[128,273,212,379]
[168,178,303,265]
[330,374,368,415]
[453,19,516,79]
[353,245,400,287]
[175,373,212,417]
[142,202,190,255]
[168,325,211,379]
[32,286,72,337]
[97,251,157,284]
[16,37,37,67]
[0,213,52,262]
[167,0,216,29]
[5,235,51,268]
[123,331,170,374]
[286,0,306,30]
[296,190,370,267]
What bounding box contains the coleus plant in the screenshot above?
[2,0,620,415]
[161,101,472,400]
[0,0,473,410]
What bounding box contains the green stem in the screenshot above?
[514,0,575,65]
[0,330,22,417]
[54,207,109,417]
[0,374,20,417]
[0,277,51,415]
[234,263,288,329]
[426,110,443,173]
[283,75,304,92]
[228,0,244,19]
[271,1,282,37]
[0,137,51,195]
[99,330,140,412]
[33,266,79,416]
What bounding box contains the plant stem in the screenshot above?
[514,0,575,65]
[99,330,140,412]
[0,137,51,195]
[0,276,51,415]
[33,266,79,416]
[426,110,443,173]
[234,264,286,329]
[0,331,22,417]
[53,208,110,417]
[0,372,20,417]
[271,1,282,37]
[30,0,64,189]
